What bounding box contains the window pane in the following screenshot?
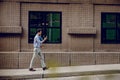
[47,28,61,43]
[47,13,61,27]
[30,28,36,36]
[29,28,37,43]
[102,14,116,28]
[101,13,120,44]
[29,11,61,43]
[106,29,116,40]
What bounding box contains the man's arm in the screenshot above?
[41,36,47,43]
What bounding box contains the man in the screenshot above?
[29,29,48,71]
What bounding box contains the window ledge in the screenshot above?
[68,27,96,35]
[0,26,22,34]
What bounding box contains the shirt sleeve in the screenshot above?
[36,36,43,44]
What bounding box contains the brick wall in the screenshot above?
[0,2,21,51]
[18,1,120,52]
[0,52,119,69]
[0,52,18,69]
[94,5,120,52]
[0,0,120,51]
[1,0,120,4]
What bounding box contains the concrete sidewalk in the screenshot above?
[0,64,120,79]
[28,74,120,80]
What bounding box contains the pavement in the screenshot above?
[28,74,120,80]
[0,64,120,79]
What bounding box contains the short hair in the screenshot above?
[37,29,42,33]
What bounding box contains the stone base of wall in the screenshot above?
[0,52,120,69]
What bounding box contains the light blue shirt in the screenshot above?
[39,36,43,41]
[33,34,43,48]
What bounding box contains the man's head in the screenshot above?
[37,29,42,36]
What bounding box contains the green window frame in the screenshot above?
[28,11,62,43]
[101,13,120,44]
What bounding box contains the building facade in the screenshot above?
[0,0,120,69]
[0,0,120,52]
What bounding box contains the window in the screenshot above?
[28,11,62,43]
[101,13,120,44]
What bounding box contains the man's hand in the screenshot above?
[42,36,47,43]
[40,45,44,48]
[44,36,47,41]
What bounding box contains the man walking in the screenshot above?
[29,29,48,71]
